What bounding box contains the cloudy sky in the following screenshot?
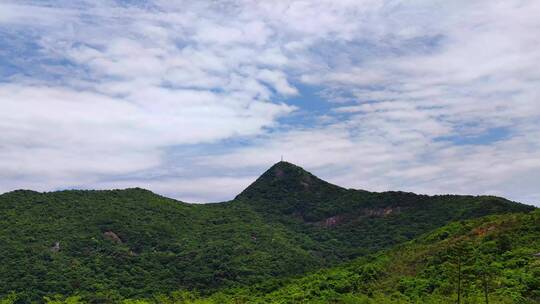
[1,0,539,205]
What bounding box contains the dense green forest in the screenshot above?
[0,162,536,303]
[3,210,539,303]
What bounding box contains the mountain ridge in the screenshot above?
[2,162,534,209]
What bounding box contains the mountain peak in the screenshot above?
[265,161,311,179]
[235,161,345,203]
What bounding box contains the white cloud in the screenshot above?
[0,83,292,193]
[0,0,538,206]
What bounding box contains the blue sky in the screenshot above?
[0,0,539,205]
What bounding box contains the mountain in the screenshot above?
[0,162,535,303]
[235,162,534,258]
[173,210,540,304]
[0,188,320,302]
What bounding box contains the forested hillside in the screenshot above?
[122,209,539,304]
[0,162,534,303]
[235,162,534,259]
[4,209,539,304]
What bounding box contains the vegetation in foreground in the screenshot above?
[0,162,536,303]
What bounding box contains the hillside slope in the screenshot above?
[244,210,540,303]
[0,189,321,302]
[0,162,534,302]
[173,210,540,304]
[236,162,535,258]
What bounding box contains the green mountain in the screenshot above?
[178,209,540,304]
[0,162,535,303]
[235,162,533,259]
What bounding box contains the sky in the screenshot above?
[0,0,539,205]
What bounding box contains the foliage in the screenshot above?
[146,210,538,304]
[228,210,540,303]
[16,210,539,303]
[0,162,535,303]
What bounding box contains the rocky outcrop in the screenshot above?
[50,241,60,253]
[103,231,123,244]
[320,215,344,228]
[364,207,401,217]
